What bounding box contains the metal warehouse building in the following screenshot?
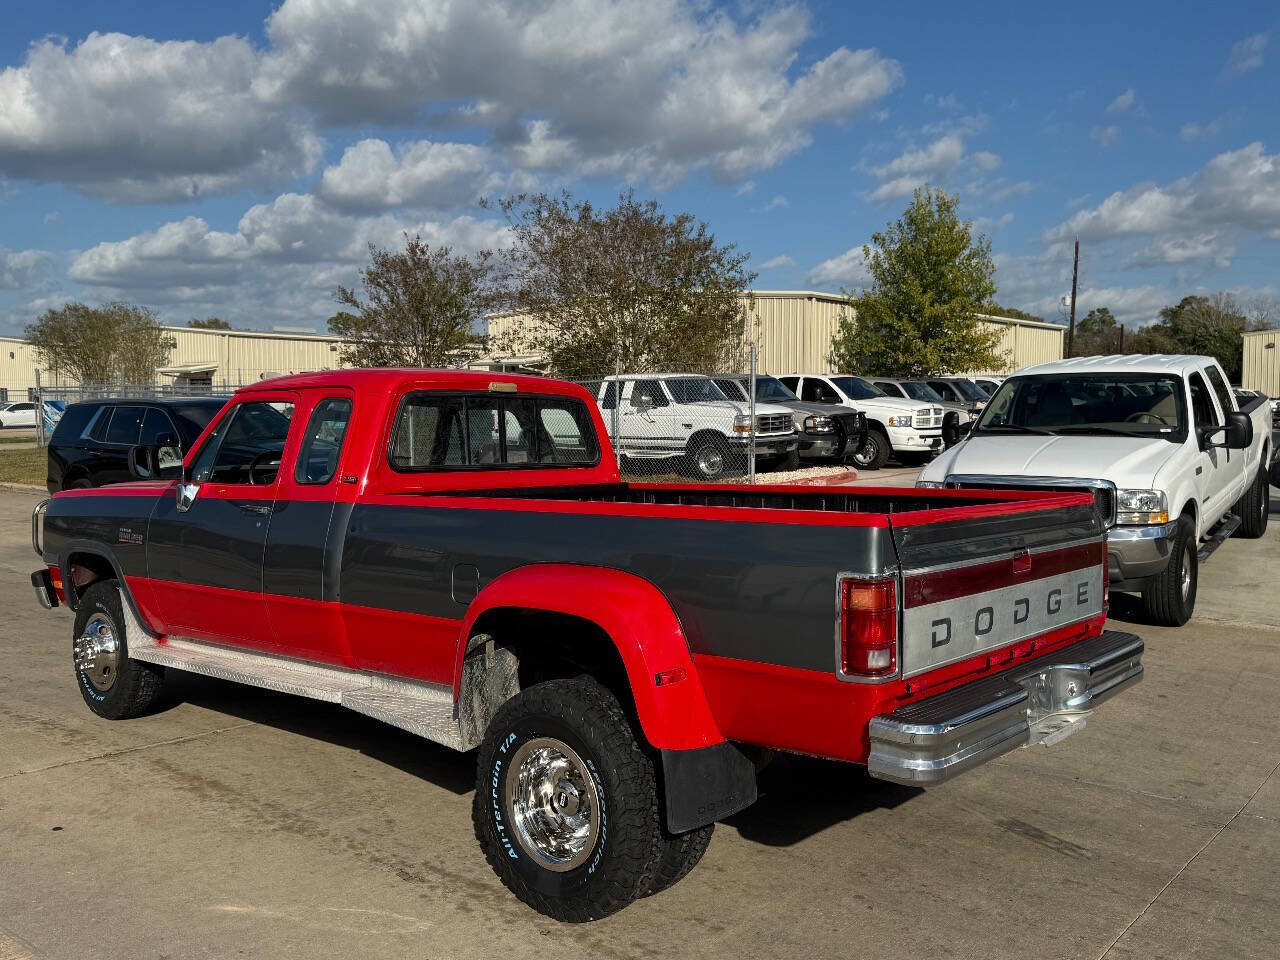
[1242,328,1280,397]
[0,326,345,400]
[484,290,1065,376]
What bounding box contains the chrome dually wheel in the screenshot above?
[74,613,120,693]
[506,737,601,871]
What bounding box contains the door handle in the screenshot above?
[233,501,271,516]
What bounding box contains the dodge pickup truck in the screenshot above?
[30,369,1144,922]
[919,354,1272,627]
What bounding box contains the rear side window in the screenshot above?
[104,406,145,445]
[140,408,178,446]
[389,392,600,470]
[295,397,353,485]
[49,403,98,443]
[1204,365,1234,416]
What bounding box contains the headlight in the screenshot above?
[1115,488,1169,525]
[886,415,912,428]
[915,480,945,488]
[803,415,836,434]
[732,414,752,434]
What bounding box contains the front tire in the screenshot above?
[685,435,732,480]
[851,426,890,470]
[1234,467,1270,539]
[473,677,662,922]
[1141,515,1197,627]
[72,581,164,719]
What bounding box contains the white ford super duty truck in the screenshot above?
[918,354,1272,626]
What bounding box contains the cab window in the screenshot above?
[389,393,600,470]
[190,401,295,485]
[295,397,353,484]
[1188,373,1219,428]
[1203,365,1234,417]
[801,378,840,403]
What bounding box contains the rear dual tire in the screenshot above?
[473,676,712,922]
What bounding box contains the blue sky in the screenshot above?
[1,0,1277,336]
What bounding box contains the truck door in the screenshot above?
[620,379,673,455]
[262,391,356,665]
[1186,372,1232,532]
[146,393,298,649]
[1203,363,1247,505]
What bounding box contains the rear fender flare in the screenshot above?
[454,563,724,751]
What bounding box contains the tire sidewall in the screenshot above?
[481,712,615,900]
[852,431,880,468]
[1172,518,1198,622]
[72,584,129,713]
[688,438,727,480]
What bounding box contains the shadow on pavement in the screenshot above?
[151,670,476,795]
[724,753,920,847]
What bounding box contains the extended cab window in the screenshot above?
[190,401,295,485]
[1204,365,1235,416]
[295,397,353,484]
[390,393,599,470]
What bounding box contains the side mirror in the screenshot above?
[1226,411,1253,449]
[632,394,655,413]
[129,437,185,480]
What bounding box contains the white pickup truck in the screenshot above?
[778,373,945,469]
[918,355,1272,626]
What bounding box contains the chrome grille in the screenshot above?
[944,475,1117,528]
[756,413,794,435]
[914,406,944,429]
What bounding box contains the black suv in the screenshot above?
[46,397,228,492]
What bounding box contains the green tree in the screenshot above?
[1071,307,1122,356]
[25,302,176,384]
[1130,293,1246,380]
[830,187,1002,377]
[496,191,755,378]
[188,316,231,330]
[329,234,495,367]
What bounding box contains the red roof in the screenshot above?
[234,368,584,396]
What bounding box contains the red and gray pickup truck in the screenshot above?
[30,369,1144,921]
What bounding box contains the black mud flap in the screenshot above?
[660,741,758,833]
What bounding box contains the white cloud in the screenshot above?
[987,179,1033,203]
[1125,233,1235,269]
[972,213,1014,233]
[1025,285,1174,327]
[1091,125,1121,148]
[257,0,902,185]
[761,194,789,212]
[0,1,902,202]
[317,138,494,211]
[0,32,321,202]
[1047,142,1280,243]
[807,245,872,288]
[0,247,52,289]
[759,254,795,270]
[735,180,756,196]
[1106,88,1136,113]
[1226,32,1269,74]
[973,151,1001,171]
[869,134,966,200]
[66,193,509,326]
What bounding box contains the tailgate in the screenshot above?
[888,495,1104,678]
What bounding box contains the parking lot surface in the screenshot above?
[2,485,1278,959]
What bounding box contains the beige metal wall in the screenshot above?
[1242,329,1280,395]
[487,291,1065,376]
[0,327,346,398]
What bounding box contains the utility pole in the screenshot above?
[1067,238,1079,357]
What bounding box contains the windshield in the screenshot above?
[753,377,798,402]
[830,376,883,400]
[901,381,945,402]
[976,374,1187,440]
[952,378,990,402]
[665,377,726,403]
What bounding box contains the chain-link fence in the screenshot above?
[568,351,866,483]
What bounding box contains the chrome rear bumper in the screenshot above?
[868,630,1142,786]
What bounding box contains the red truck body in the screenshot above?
[33,369,1143,921]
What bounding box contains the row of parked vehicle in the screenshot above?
[577,372,1001,478]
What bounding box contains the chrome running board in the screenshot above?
[119,597,467,750]
[1197,513,1241,563]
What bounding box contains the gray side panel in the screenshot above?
[43,494,157,580]
[341,504,898,672]
[263,500,336,602]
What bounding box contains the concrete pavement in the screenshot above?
[1,487,1278,959]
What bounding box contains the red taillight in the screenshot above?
[840,576,898,678]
